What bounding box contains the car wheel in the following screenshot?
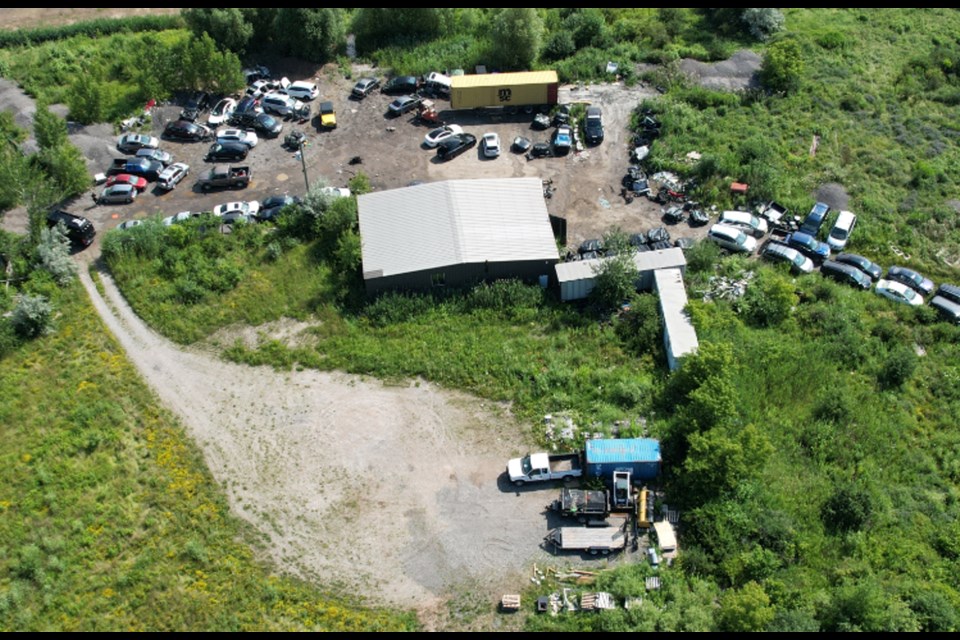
[512,480,525,488]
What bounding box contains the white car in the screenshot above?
[423,124,463,148]
[261,91,303,117]
[162,211,196,226]
[706,223,758,254]
[827,210,857,252]
[216,128,258,148]
[286,80,319,101]
[213,200,260,218]
[207,98,238,126]
[482,132,501,158]
[117,133,160,154]
[157,162,190,191]
[318,187,351,199]
[875,279,923,306]
[719,210,768,238]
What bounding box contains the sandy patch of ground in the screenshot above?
[680,49,762,92]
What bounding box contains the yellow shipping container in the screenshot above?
[450,70,559,109]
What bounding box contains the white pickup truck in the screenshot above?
[507,452,583,487]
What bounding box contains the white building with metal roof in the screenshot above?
[654,267,699,371]
[555,247,687,302]
[358,178,559,293]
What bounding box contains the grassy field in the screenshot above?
[0,281,416,631]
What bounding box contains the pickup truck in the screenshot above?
[507,452,582,487]
[197,165,253,191]
[106,157,163,181]
[196,165,252,191]
[551,488,609,523]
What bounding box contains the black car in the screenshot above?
[887,265,935,297]
[436,133,477,161]
[834,253,882,281]
[47,210,95,248]
[164,119,211,142]
[235,96,262,115]
[229,111,283,138]
[579,238,604,254]
[647,226,670,244]
[821,260,872,289]
[382,75,420,95]
[512,136,532,153]
[584,105,604,145]
[257,194,302,221]
[205,142,248,163]
[387,94,422,117]
[180,90,212,122]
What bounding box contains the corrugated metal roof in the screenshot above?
[451,70,559,89]
[555,247,687,284]
[358,178,559,279]
[585,438,661,465]
[654,268,699,362]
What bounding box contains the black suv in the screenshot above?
[47,210,95,248]
[180,91,212,122]
[229,111,283,138]
[584,106,604,145]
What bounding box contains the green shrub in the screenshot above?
[10,294,53,338]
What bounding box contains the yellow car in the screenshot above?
[319,101,337,129]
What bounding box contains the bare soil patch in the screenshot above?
[679,49,762,92]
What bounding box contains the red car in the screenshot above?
[105,173,148,192]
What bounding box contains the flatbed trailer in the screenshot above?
[547,514,629,555]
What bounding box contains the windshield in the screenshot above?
[520,456,532,475]
[831,228,848,240]
[792,252,806,267]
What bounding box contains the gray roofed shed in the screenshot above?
[555,247,687,302]
[654,267,699,370]
[359,178,559,293]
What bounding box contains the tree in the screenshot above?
[351,8,444,53]
[590,229,637,310]
[742,8,785,42]
[272,9,345,63]
[682,424,772,498]
[761,39,804,93]
[489,8,543,70]
[32,106,67,150]
[563,8,608,49]
[822,484,872,534]
[738,268,798,327]
[36,225,76,286]
[66,73,107,124]
[716,581,776,632]
[182,9,253,54]
[11,294,53,338]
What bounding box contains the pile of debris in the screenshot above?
[700,272,756,302]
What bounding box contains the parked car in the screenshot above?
[117,133,160,154]
[827,210,857,251]
[261,92,304,118]
[707,223,757,254]
[579,238,604,255]
[875,279,923,306]
[213,200,260,218]
[98,183,138,204]
[205,142,248,163]
[352,77,380,99]
[785,231,831,264]
[207,97,238,126]
[179,91,212,122]
[135,147,173,166]
[799,201,831,236]
[162,210,197,226]
[242,65,270,85]
[583,106,604,145]
[234,96,262,116]
[886,265,935,297]
[116,219,144,231]
[164,119,211,142]
[929,295,960,324]
[834,253,882,281]
[647,226,671,244]
[436,133,477,161]
[552,125,573,154]
[47,210,95,247]
[387,94,422,117]
[719,210,768,238]
[820,259,872,289]
[229,111,282,137]
[482,132,501,158]
[424,124,463,148]
[761,241,815,274]
[936,283,960,305]
[512,136,532,153]
[286,80,319,101]
[318,101,337,129]
[216,128,258,148]
[156,162,190,191]
[220,211,256,226]
[382,75,420,95]
[104,173,148,191]
[257,194,302,221]
[319,187,351,199]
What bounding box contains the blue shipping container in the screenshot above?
[584,438,661,481]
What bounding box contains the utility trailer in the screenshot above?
[547,515,629,556]
[551,488,610,523]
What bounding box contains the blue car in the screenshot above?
[785,231,831,264]
[799,201,830,236]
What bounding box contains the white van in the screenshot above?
[286,80,319,101]
[719,210,768,238]
[707,223,758,254]
[827,210,857,251]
